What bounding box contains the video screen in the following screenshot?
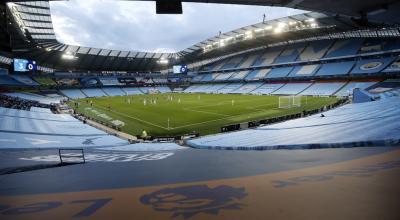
[13,58,37,72]
[173,65,188,74]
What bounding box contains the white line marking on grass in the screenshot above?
[183,108,230,116]
[171,107,276,130]
[171,99,283,130]
[94,104,169,130]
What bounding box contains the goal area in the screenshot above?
[279,96,302,109]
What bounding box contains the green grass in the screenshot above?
[69,93,338,137]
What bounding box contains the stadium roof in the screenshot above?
[136,0,400,24]
[2,0,400,72]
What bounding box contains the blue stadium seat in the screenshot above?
[10,75,39,86]
[217,83,244,94]
[81,88,107,97]
[251,46,283,66]
[244,69,271,81]
[271,83,312,95]
[0,75,22,86]
[316,61,355,76]
[274,43,306,64]
[235,82,263,94]
[4,92,63,104]
[228,71,250,81]
[250,83,284,95]
[383,57,400,72]
[324,39,363,58]
[297,40,333,61]
[265,67,294,78]
[214,72,234,81]
[60,89,87,99]
[335,81,377,96]
[220,56,245,70]
[122,87,144,95]
[351,57,395,75]
[288,65,319,77]
[300,82,346,96]
[102,87,126,96]
[187,96,400,150]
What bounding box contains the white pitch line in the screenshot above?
[94,104,170,130]
[172,99,283,129]
[170,107,273,129]
[183,108,230,117]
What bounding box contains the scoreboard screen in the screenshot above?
[173,65,188,74]
[13,58,37,72]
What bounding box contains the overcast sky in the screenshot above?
[50,0,306,53]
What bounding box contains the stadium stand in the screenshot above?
[0,75,21,86]
[102,87,126,96]
[251,46,283,66]
[271,82,312,95]
[214,72,234,81]
[288,64,319,77]
[191,74,204,82]
[10,75,39,86]
[217,83,244,94]
[250,83,285,95]
[99,77,122,86]
[351,57,396,75]
[0,94,49,110]
[0,107,128,148]
[265,66,294,78]
[3,92,63,104]
[238,54,259,68]
[236,82,263,94]
[297,40,332,61]
[383,57,400,72]
[202,83,228,93]
[60,89,87,99]
[274,43,306,64]
[121,87,144,95]
[300,82,346,96]
[81,88,108,97]
[228,70,249,81]
[335,81,378,96]
[324,39,364,58]
[366,79,400,93]
[220,56,245,70]
[200,73,220,82]
[30,107,53,114]
[186,96,400,150]
[245,69,271,80]
[157,86,172,93]
[316,61,355,76]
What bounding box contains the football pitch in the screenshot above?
[69,93,338,137]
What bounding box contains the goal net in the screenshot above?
[279,96,301,109]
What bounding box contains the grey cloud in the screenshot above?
[50,1,306,52]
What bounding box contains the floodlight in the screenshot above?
[264,26,272,30]
[62,52,77,60]
[244,31,253,39]
[306,18,316,22]
[157,59,169,64]
[274,28,283,34]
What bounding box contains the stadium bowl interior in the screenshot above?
[0,1,400,220]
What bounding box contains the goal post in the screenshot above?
[279,96,291,109]
[279,95,302,109]
[292,95,301,107]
